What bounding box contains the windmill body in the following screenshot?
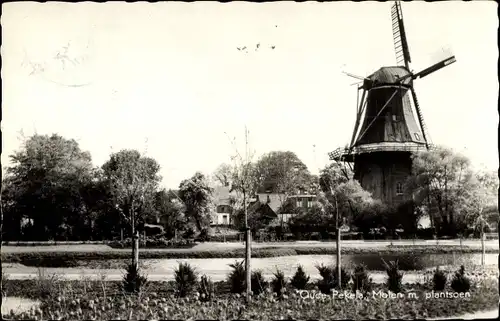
[330,1,456,210]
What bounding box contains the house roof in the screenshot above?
[248,202,278,220]
[256,193,285,213]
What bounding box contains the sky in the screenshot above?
[2,1,498,189]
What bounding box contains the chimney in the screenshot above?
[266,195,271,204]
[256,194,260,202]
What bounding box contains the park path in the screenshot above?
[429,309,498,320]
[2,239,499,253]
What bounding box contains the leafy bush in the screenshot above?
[207,234,241,242]
[382,259,403,293]
[271,269,287,298]
[1,271,8,297]
[34,268,62,299]
[108,237,195,249]
[432,267,447,291]
[316,264,351,294]
[196,229,210,242]
[183,227,196,239]
[451,265,471,293]
[198,274,215,302]
[174,262,198,297]
[251,270,267,295]
[227,260,246,294]
[291,265,310,290]
[122,263,148,293]
[352,263,372,293]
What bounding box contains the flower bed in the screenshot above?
[3,279,498,320]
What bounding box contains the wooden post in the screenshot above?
[335,193,341,290]
[481,221,485,267]
[133,230,139,268]
[131,206,138,269]
[244,190,251,302]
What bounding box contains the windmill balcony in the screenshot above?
[329,142,435,162]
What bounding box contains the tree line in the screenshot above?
[1,133,497,241]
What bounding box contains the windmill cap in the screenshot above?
[368,66,412,85]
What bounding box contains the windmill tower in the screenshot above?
[329,2,456,209]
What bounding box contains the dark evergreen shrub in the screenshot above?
[352,263,372,293]
[174,262,198,297]
[227,260,246,293]
[451,265,471,293]
[432,267,447,291]
[198,274,215,302]
[122,263,148,294]
[251,270,267,295]
[382,259,403,293]
[291,265,310,290]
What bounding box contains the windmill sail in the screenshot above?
[409,86,431,148]
[413,56,456,79]
[391,1,411,68]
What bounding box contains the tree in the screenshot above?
[102,149,161,267]
[318,162,379,289]
[178,172,213,232]
[465,169,498,265]
[408,146,478,236]
[288,202,331,238]
[254,151,313,205]
[212,163,234,187]
[152,189,187,239]
[319,163,377,225]
[225,127,258,302]
[2,134,94,241]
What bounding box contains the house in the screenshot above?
[248,197,279,221]
[252,191,317,225]
[211,186,235,226]
[278,194,317,223]
[209,186,319,228]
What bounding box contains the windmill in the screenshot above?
[329,1,456,208]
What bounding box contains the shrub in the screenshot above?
[34,268,62,299]
[382,259,403,293]
[198,274,215,302]
[183,227,196,239]
[271,269,287,298]
[227,260,246,293]
[432,267,447,291]
[352,263,372,293]
[451,265,471,293]
[316,264,351,294]
[251,270,267,295]
[196,229,210,242]
[122,263,148,293]
[174,262,198,297]
[1,270,8,297]
[291,265,310,290]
